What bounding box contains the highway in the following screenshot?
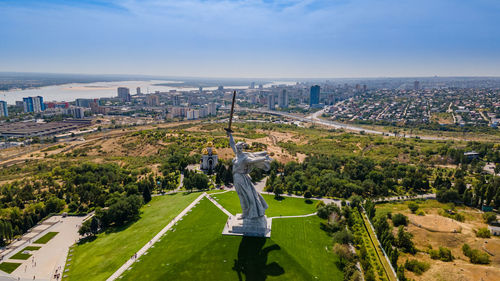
[233,107,447,141]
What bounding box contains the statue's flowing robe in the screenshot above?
[232,152,270,219]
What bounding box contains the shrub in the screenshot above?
[404,259,430,275]
[408,202,419,213]
[462,243,472,257]
[483,212,497,224]
[438,247,453,262]
[332,228,354,244]
[416,210,425,216]
[315,200,326,209]
[392,213,408,227]
[453,213,465,222]
[463,243,490,264]
[476,227,491,238]
[429,249,440,260]
[469,250,490,264]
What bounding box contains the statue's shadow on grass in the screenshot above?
[232,237,284,281]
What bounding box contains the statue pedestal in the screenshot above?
[222,214,272,237]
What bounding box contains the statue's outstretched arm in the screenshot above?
[227,131,236,154]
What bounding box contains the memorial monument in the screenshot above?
[222,91,272,237]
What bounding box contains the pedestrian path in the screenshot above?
[270,212,317,219]
[206,194,233,217]
[105,192,207,281]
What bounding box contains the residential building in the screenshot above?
[278,89,289,108]
[0,101,8,117]
[117,87,131,102]
[208,103,217,116]
[268,94,276,110]
[146,95,160,106]
[23,96,44,113]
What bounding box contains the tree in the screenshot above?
[90,217,99,235]
[142,184,151,203]
[333,244,355,266]
[274,185,283,199]
[392,213,408,227]
[397,226,416,254]
[79,219,92,236]
[364,200,375,219]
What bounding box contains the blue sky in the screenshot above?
[0,0,499,78]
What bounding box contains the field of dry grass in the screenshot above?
[376,200,500,281]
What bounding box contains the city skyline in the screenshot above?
[1,0,500,78]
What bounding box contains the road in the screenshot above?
[234,107,449,141]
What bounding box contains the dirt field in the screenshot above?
[377,200,500,281]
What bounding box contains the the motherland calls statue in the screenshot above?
[222,91,272,237]
[227,131,271,219]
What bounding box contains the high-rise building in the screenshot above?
[199,87,203,92]
[117,87,131,102]
[208,103,217,116]
[363,85,367,92]
[310,85,320,107]
[23,96,44,113]
[0,101,8,117]
[250,82,255,89]
[173,95,180,106]
[414,81,420,91]
[268,94,276,110]
[217,86,224,91]
[146,95,160,106]
[136,87,141,95]
[278,89,289,108]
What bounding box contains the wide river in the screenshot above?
[0,80,294,104]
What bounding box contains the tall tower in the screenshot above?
[310,85,320,107]
[278,89,288,108]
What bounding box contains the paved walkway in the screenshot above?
[105,192,207,281]
[205,194,233,217]
[270,213,317,219]
[6,215,88,281]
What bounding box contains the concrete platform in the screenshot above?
[222,214,272,238]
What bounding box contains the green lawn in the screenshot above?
[211,191,317,217]
[63,192,200,281]
[34,232,58,244]
[0,262,21,273]
[10,251,32,260]
[23,246,41,251]
[120,197,342,281]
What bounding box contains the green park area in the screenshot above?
[34,232,59,244]
[0,262,21,273]
[120,197,341,280]
[63,192,200,281]
[211,191,318,217]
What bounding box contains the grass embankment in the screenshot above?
[121,198,342,280]
[211,191,317,217]
[63,192,200,281]
[0,262,21,273]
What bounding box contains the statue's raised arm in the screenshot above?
[227,131,237,154]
